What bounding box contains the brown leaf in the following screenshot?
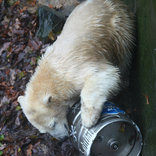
[30,57,37,66]
[28,39,41,51]
[20,6,28,13]
[13,0,20,7]
[48,4,53,8]
[28,0,37,6]
[27,144,33,156]
[14,45,25,53]
[144,95,149,104]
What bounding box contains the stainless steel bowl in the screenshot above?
[68,102,143,156]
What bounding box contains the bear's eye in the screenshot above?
[49,121,56,129]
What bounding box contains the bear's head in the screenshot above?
[18,92,69,139]
[18,93,69,140]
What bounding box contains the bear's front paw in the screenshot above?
[81,106,100,128]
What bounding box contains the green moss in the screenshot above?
[0,135,4,142]
[0,151,3,156]
[18,71,25,79]
[16,106,21,111]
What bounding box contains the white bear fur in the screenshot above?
[18,0,134,139]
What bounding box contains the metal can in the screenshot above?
[68,102,143,156]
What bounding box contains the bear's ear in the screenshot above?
[43,95,52,106]
[17,96,25,108]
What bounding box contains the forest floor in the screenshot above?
[0,0,77,155]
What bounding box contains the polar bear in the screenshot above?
[18,0,134,139]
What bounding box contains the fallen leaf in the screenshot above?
[0,135,4,141]
[30,57,37,66]
[14,18,21,29]
[26,144,33,156]
[16,106,21,111]
[10,69,16,85]
[144,95,149,105]
[18,147,21,152]
[48,4,53,8]
[0,42,11,56]
[18,71,25,79]
[55,4,63,9]
[0,143,6,150]
[15,116,20,126]
[48,32,55,41]
[0,96,10,107]
[13,0,20,7]
[12,29,25,35]
[28,39,41,51]
[29,0,37,6]
[0,151,3,156]
[20,6,28,13]
[1,16,10,25]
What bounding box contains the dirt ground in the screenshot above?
[0,1,78,155]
